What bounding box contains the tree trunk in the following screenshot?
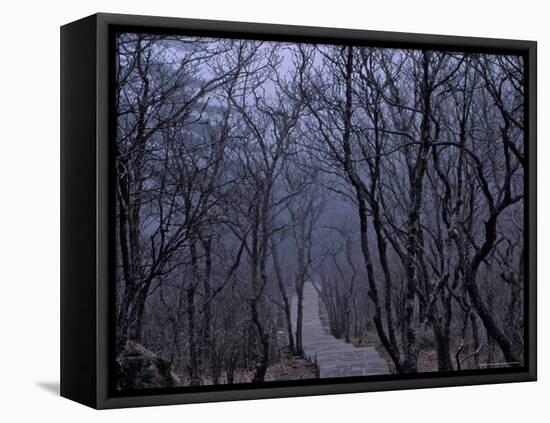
[466,214,521,364]
[251,299,270,382]
[187,240,201,386]
[187,287,200,386]
[295,285,304,355]
[432,319,453,371]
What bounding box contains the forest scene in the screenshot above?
[113,32,526,391]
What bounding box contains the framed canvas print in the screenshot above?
[60,13,537,409]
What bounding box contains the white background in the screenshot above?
[0,0,546,421]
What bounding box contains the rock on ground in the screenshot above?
[115,341,180,390]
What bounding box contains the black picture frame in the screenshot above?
[60,12,537,409]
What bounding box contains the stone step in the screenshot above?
[290,282,390,379]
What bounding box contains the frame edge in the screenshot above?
[60,14,99,409]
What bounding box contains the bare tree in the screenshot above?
[114,36,525,388]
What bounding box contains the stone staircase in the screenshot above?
[291,282,389,378]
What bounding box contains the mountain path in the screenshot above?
[291,282,389,378]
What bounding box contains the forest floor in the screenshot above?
[354,335,438,374]
[374,345,438,374]
[190,356,317,386]
[265,356,318,381]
